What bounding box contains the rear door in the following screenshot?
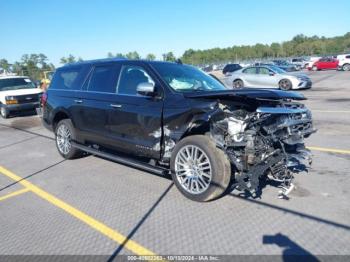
[108,61,164,159]
[77,63,122,146]
[48,65,89,130]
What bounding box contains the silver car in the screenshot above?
[224,65,312,90]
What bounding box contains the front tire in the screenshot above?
[342,64,350,71]
[279,79,292,91]
[0,107,8,119]
[170,135,231,202]
[233,79,244,88]
[312,65,318,71]
[55,119,82,159]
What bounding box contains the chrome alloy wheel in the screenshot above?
[1,107,6,117]
[175,145,212,194]
[56,124,72,155]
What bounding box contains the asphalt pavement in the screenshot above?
[0,70,349,260]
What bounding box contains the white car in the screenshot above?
[224,65,312,90]
[0,75,42,118]
[337,54,350,71]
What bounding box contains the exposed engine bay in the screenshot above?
[210,100,316,199]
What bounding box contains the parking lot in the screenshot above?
[0,70,350,259]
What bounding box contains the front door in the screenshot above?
[108,62,164,159]
[256,67,279,88]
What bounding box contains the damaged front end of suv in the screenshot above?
[184,90,316,198]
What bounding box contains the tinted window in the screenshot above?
[258,67,270,75]
[346,55,350,59]
[117,65,155,95]
[50,67,82,90]
[0,78,36,91]
[88,65,119,93]
[224,64,241,72]
[243,67,257,74]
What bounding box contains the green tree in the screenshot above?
[162,52,176,62]
[146,53,156,60]
[60,54,77,64]
[125,51,141,59]
[0,59,10,71]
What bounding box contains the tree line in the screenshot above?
[181,32,350,65]
[0,54,55,81]
[1,33,349,80]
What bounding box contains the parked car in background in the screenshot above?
[225,65,312,90]
[0,75,42,118]
[308,57,339,71]
[272,60,298,72]
[42,58,314,200]
[290,58,308,70]
[337,54,350,71]
[222,63,242,75]
[304,57,321,69]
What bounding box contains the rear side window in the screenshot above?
[88,65,120,93]
[50,67,82,90]
[346,55,350,59]
[243,67,257,74]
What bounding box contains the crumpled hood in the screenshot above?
[183,88,306,101]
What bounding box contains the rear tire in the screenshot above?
[279,79,292,91]
[233,79,244,88]
[55,119,82,159]
[170,135,231,202]
[342,64,350,71]
[0,107,8,119]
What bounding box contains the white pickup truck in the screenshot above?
[0,75,42,118]
[337,54,350,71]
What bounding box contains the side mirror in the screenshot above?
[136,82,155,96]
[269,72,275,76]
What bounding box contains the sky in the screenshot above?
[1,0,350,66]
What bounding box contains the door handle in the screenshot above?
[110,104,122,109]
[74,99,83,104]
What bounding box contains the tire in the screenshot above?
[170,135,231,202]
[55,119,82,159]
[342,64,350,71]
[312,65,318,71]
[279,79,292,91]
[0,106,8,119]
[233,79,244,88]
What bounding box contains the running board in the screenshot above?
[71,142,169,176]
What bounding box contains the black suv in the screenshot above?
[43,59,315,201]
[222,64,242,75]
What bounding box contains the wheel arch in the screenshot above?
[342,63,350,70]
[52,108,75,131]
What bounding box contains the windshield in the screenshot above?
[152,63,227,92]
[269,66,286,74]
[0,78,36,91]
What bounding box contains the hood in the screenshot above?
[284,72,310,78]
[183,88,306,101]
[0,88,42,97]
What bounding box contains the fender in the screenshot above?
[50,107,77,128]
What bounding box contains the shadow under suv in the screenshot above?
[42,59,315,201]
